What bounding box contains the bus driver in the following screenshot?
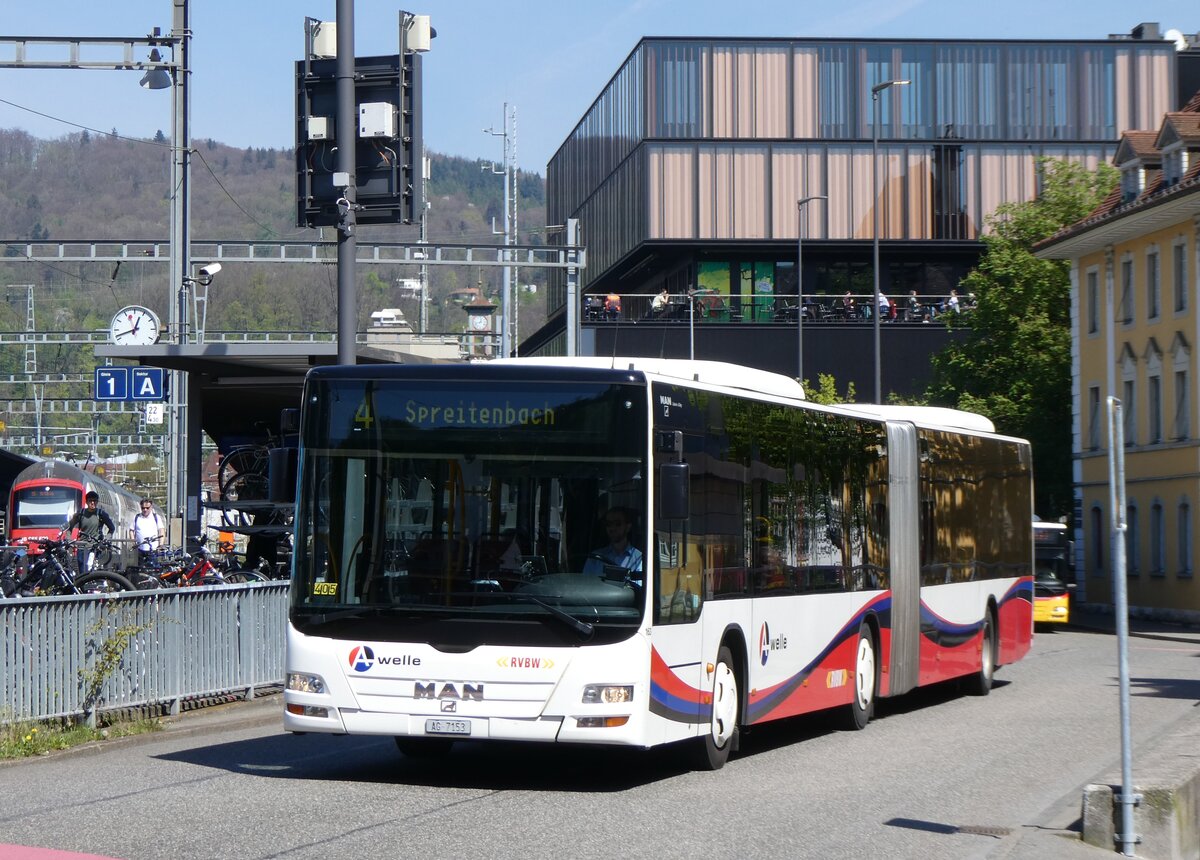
[583,506,643,580]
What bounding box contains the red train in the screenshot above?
[6,459,158,562]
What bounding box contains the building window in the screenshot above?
[1163,148,1183,186]
[1119,257,1133,324]
[1122,378,1135,446]
[1087,269,1099,334]
[1120,166,1142,202]
[1090,505,1104,576]
[1150,501,1164,576]
[1146,249,1160,320]
[1126,504,1139,576]
[1088,385,1102,450]
[1175,369,1190,440]
[1179,502,1193,578]
[1148,373,1161,443]
[1173,242,1187,313]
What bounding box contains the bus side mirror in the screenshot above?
[658,462,689,521]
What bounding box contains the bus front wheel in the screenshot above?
[692,644,739,770]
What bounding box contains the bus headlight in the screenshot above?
[287,672,327,695]
[582,684,633,704]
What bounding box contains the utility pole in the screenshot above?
[335,0,357,365]
[485,104,515,356]
[167,0,193,541]
[418,154,430,333]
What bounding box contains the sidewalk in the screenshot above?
[0,693,283,770]
[990,606,1200,858]
[1067,603,1200,644]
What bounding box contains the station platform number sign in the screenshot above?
[94,366,166,401]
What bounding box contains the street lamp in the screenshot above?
[871,78,909,404]
[796,195,826,384]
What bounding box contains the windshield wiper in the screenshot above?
[511,594,594,638]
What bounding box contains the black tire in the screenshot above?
[691,644,739,770]
[964,612,996,696]
[223,569,270,584]
[846,622,877,730]
[220,471,270,527]
[394,737,454,758]
[218,447,262,492]
[74,571,136,594]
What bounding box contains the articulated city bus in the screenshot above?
[283,358,1034,769]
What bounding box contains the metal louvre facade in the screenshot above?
[546,34,1177,302]
[2,583,288,724]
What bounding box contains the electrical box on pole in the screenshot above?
[295,12,428,228]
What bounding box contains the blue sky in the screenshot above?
[0,1,1193,174]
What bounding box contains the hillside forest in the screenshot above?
[0,127,547,348]
[0,127,547,469]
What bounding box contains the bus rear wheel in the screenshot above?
[964,612,996,696]
[846,622,876,730]
[692,645,739,770]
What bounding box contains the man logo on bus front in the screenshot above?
[349,645,375,672]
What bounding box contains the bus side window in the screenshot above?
[655,533,701,623]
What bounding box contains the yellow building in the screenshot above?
[1037,93,1200,621]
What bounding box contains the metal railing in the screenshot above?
[585,290,974,325]
[1,582,288,725]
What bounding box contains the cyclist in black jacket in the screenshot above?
[61,491,116,574]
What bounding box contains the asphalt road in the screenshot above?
[1,625,1197,860]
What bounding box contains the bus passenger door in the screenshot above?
[648,454,707,746]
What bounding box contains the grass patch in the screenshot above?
[0,715,163,759]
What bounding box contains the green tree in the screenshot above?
[925,158,1118,519]
[804,373,856,405]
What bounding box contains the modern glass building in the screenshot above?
[527,24,1193,396]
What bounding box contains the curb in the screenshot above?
[0,693,282,768]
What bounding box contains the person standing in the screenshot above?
[61,490,115,574]
[130,498,166,567]
[877,291,891,321]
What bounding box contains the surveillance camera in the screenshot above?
[198,262,222,278]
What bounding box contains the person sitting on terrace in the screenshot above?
[651,287,670,316]
[906,290,921,321]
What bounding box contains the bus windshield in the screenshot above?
[291,377,648,646]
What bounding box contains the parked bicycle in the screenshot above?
[131,535,268,589]
[217,421,295,529]
[75,533,118,574]
[1,538,134,596]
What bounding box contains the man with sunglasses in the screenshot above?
[130,498,166,567]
